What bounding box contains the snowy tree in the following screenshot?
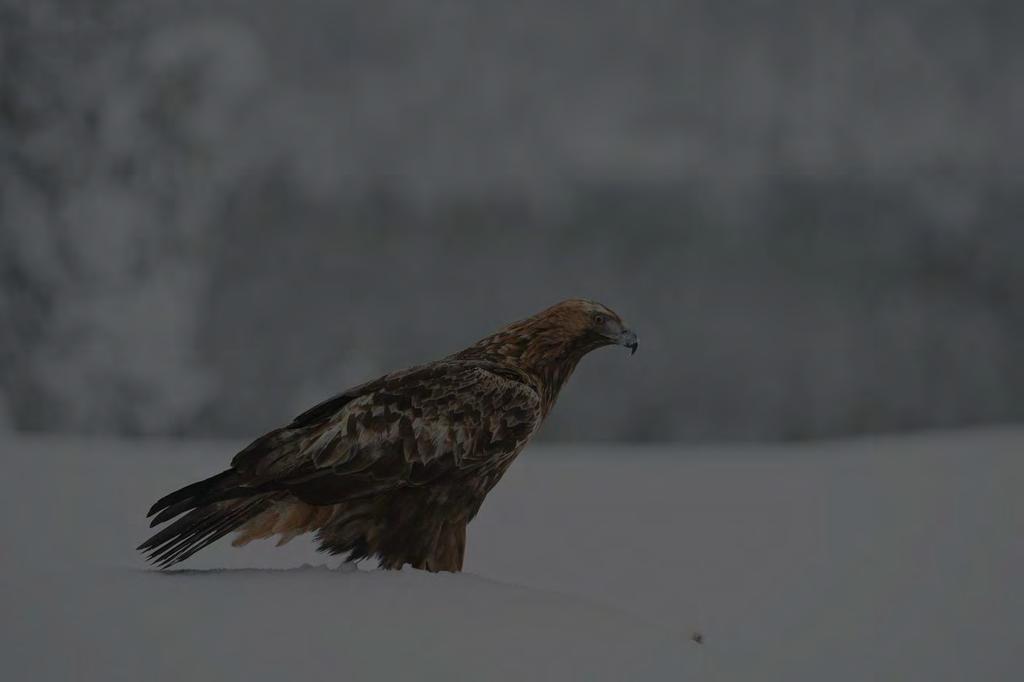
[1,3,269,433]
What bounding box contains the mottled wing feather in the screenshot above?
[227,361,541,504]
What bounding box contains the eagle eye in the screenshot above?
[593,313,606,326]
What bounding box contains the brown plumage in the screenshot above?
[139,299,638,571]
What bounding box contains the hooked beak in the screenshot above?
[617,329,639,356]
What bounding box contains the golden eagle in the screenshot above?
[139,299,637,571]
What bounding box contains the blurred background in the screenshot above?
[2,0,1022,442]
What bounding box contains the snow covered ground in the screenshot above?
[1,429,1021,680]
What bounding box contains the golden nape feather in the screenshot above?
[139,299,638,572]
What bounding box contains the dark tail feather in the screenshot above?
[147,470,237,520]
[140,467,280,568]
[138,497,273,568]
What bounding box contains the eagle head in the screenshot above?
[455,298,637,415]
[540,298,639,356]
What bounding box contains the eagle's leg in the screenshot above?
[370,514,466,572]
[408,520,466,572]
[423,520,466,572]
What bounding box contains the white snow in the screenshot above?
[1,429,1021,680]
